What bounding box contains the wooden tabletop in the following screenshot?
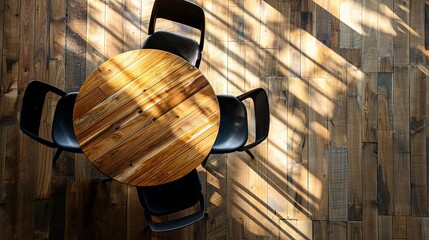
[73,49,220,186]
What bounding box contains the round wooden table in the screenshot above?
[73,49,220,186]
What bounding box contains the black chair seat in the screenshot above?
[142,31,200,67]
[137,169,206,232]
[211,95,248,153]
[52,93,82,152]
[207,88,270,161]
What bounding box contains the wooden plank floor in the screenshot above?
[1,0,429,239]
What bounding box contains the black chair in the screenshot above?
[211,88,270,159]
[20,80,82,164]
[142,0,205,68]
[136,169,207,233]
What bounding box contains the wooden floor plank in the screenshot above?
[410,65,428,216]
[105,0,124,58]
[378,0,394,72]
[267,77,288,220]
[362,73,378,143]
[19,0,35,85]
[392,216,407,239]
[34,0,49,82]
[228,218,244,240]
[296,219,312,239]
[315,3,331,48]
[65,0,87,91]
[362,143,378,240]
[206,155,227,239]
[393,0,409,66]
[313,221,329,239]
[227,41,245,95]
[407,216,423,239]
[361,0,378,72]
[377,73,394,215]
[0,0,20,119]
[410,1,427,65]
[300,28,315,78]
[308,77,329,221]
[226,153,250,220]
[286,77,310,220]
[86,0,106,76]
[347,66,363,221]
[244,0,261,43]
[0,0,4,88]
[260,0,279,49]
[328,147,348,221]
[379,215,392,240]
[339,0,361,50]
[330,221,347,240]
[227,1,244,42]
[123,0,142,51]
[422,217,429,239]
[287,1,301,77]
[49,176,68,239]
[393,66,411,216]
[50,0,66,60]
[279,219,296,239]
[347,221,363,240]
[245,143,272,238]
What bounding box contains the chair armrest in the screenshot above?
[26,80,67,97]
[236,87,265,101]
[21,129,57,148]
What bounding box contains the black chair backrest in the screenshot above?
[148,0,205,52]
[237,88,270,150]
[20,80,66,148]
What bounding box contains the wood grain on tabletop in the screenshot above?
[73,49,220,186]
